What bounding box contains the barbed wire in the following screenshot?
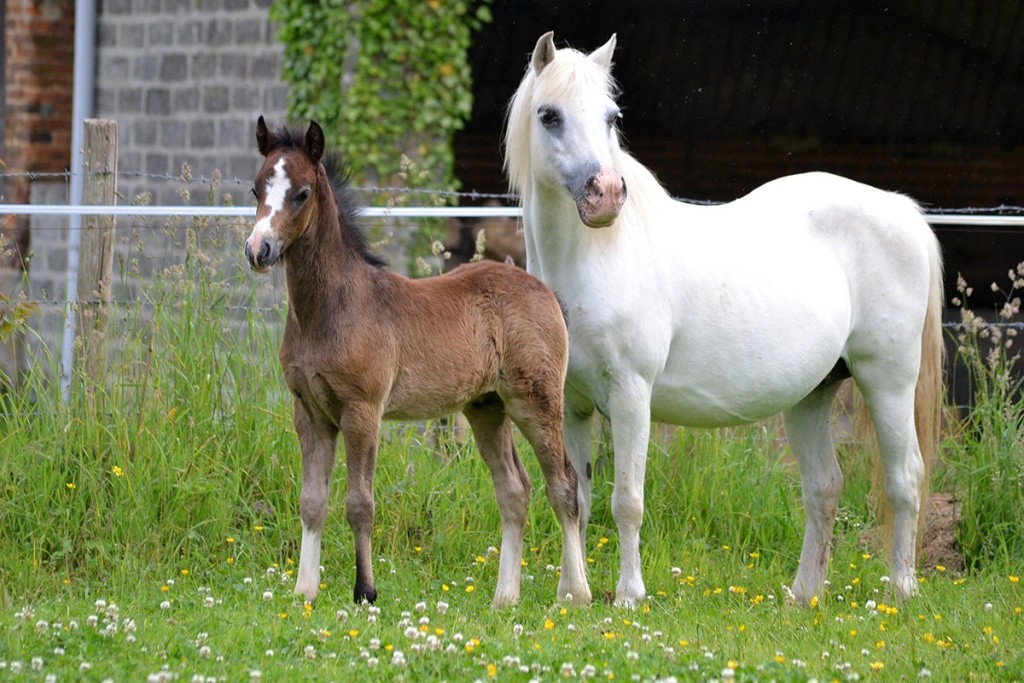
[10,297,1023,331]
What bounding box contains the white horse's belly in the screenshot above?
[648,248,852,427]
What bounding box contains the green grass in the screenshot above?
[1,230,1022,680]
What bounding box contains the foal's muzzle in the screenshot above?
[244,235,279,272]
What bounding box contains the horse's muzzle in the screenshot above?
[577,168,627,228]
[245,235,278,272]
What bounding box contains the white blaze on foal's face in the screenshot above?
[245,156,291,271]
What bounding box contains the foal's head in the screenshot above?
[505,32,627,228]
[245,116,325,272]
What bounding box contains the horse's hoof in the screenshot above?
[491,589,521,609]
[294,582,319,603]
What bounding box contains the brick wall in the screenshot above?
[19,2,291,366]
[1,0,74,269]
[94,0,288,206]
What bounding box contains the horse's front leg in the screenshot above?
[294,400,339,603]
[340,403,381,604]
[564,387,596,546]
[607,375,654,608]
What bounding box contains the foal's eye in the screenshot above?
[538,107,562,129]
[251,186,258,199]
[294,188,310,205]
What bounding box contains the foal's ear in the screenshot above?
[589,34,617,72]
[305,120,325,164]
[531,31,557,74]
[256,115,273,156]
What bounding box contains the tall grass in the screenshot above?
[1,207,1023,679]
[942,264,1024,571]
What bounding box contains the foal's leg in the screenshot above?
[294,401,339,603]
[606,375,653,607]
[340,403,382,604]
[782,383,844,605]
[462,399,531,608]
[506,395,592,605]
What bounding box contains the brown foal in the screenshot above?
[244,117,591,607]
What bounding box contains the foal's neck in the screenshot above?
[284,183,373,330]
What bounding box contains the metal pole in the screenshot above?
[61,0,97,403]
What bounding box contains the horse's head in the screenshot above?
[506,32,627,229]
[245,116,325,272]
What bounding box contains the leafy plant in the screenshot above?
[270,0,492,195]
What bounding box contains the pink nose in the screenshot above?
[578,168,626,228]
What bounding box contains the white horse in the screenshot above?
[505,32,944,607]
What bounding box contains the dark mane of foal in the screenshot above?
[272,125,387,268]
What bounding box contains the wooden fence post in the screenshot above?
[74,119,118,392]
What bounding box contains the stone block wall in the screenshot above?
[94,0,288,206]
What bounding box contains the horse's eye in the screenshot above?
[607,109,622,128]
[294,188,310,205]
[539,107,561,129]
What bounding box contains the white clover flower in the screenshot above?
[31,657,43,671]
[159,601,170,610]
[87,615,99,627]
[54,647,65,656]
[865,600,877,611]
[391,650,406,666]
[404,626,419,639]
[199,646,212,659]
[367,657,379,669]
[249,670,262,682]
[671,567,682,578]
[304,645,316,660]
[560,663,576,677]
[36,619,49,633]
[95,599,107,612]
[262,591,273,601]
[369,638,381,650]
[265,650,274,657]
[415,601,426,612]
[513,623,524,637]
[79,661,92,673]
[436,600,449,615]
[243,577,253,585]
[336,610,348,621]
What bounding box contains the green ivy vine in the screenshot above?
[270,0,493,198]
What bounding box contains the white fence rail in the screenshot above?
[4,203,1024,225]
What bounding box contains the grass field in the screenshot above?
[1,232,1021,681]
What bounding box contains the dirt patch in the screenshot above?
[920,492,964,572]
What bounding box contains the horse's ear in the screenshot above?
[305,120,325,163]
[589,34,617,72]
[531,31,557,74]
[256,115,272,156]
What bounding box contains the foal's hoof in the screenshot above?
[354,583,378,605]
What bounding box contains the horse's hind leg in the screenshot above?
[856,370,924,600]
[462,397,531,607]
[293,401,339,603]
[504,394,591,605]
[783,382,844,605]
